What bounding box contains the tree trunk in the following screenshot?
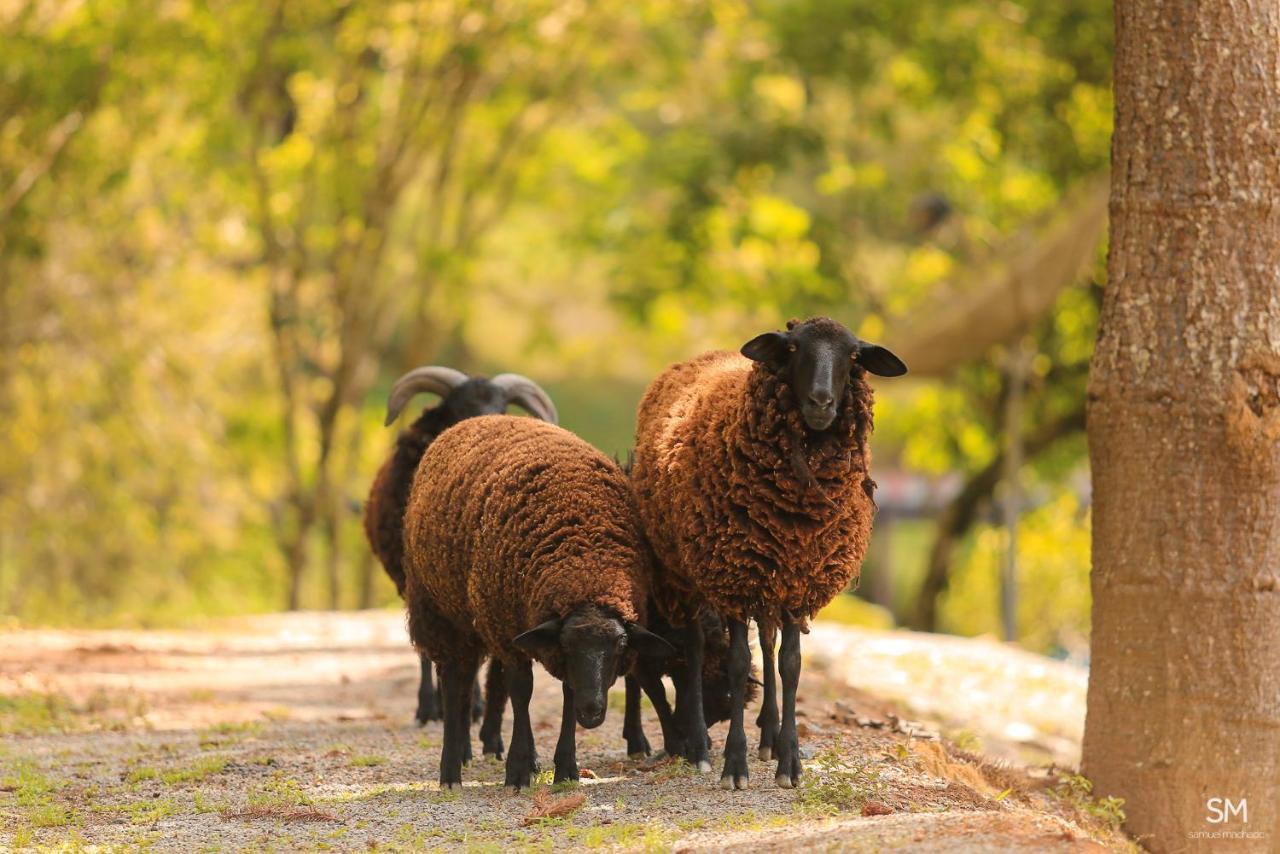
[1083,2,1280,849]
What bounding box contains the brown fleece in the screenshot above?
[402,416,650,677]
[632,342,877,629]
[366,425,440,599]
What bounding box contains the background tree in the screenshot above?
[1082,0,1280,846]
[1,0,1113,645]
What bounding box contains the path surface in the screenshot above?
[0,611,1122,851]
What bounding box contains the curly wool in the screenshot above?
[403,416,650,675]
[632,345,877,629]
[364,419,438,596]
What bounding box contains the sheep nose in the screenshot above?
[809,390,834,408]
[578,700,606,727]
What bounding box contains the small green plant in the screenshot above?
[3,760,59,806]
[948,729,982,752]
[193,791,221,813]
[27,802,76,827]
[247,775,312,809]
[162,756,228,784]
[125,765,159,784]
[0,692,76,735]
[651,757,697,782]
[795,744,885,815]
[198,721,262,748]
[1053,773,1127,830]
[124,796,182,825]
[716,809,763,831]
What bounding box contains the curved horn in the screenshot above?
[490,373,559,425]
[384,366,469,426]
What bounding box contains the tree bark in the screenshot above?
[1083,2,1280,849]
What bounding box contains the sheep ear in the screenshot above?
[741,331,791,367]
[625,623,677,659]
[512,618,561,654]
[856,343,907,377]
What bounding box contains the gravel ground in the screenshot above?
[0,611,1126,852]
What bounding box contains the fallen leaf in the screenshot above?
[861,801,893,817]
[580,768,598,779]
[221,805,338,823]
[522,789,587,826]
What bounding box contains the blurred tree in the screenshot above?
[568,0,1111,627]
[226,0,629,609]
[0,0,1114,632]
[1083,0,1280,844]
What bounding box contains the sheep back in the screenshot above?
[632,350,876,629]
[363,426,434,596]
[402,415,649,672]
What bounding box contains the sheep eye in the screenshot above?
[787,343,797,353]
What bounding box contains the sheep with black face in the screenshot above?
[402,415,674,790]
[363,365,556,752]
[631,317,905,789]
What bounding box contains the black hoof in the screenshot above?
[774,753,801,788]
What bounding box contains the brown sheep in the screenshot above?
[631,317,905,788]
[363,365,556,749]
[621,608,759,760]
[402,415,673,790]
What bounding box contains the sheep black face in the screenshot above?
[741,318,907,431]
[513,604,675,728]
[436,378,508,422]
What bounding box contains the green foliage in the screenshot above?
[0,0,1108,635]
[348,755,387,768]
[795,742,886,815]
[1053,773,1127,830]
[940,490,1091,656]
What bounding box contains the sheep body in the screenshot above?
[403,415,647,669]
[403,415,661,789]
[632,346,875,629]
[364,423,435,597]
[630,315,901,787]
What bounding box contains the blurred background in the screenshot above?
[0,0,1110,659]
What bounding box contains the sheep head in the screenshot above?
[741,317,907,431]
[383,366,558,427]
[513,604,674,728]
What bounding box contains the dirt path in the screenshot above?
[0,612,1125,852]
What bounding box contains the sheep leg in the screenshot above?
[479,659,506,759]
[680,618,713,773]
[774,618,802,788]
[503,659,537,792]
[438,658,478,790]
[415,654,441,725]
[457,658,480,767]
[553,681,580,783]
[622,674,653,758]
[719,618,751,789]
[470,675,484,722]
[637,666,682,758]
[755,622,779,761]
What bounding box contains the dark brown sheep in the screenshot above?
[402,415,672,790]
[621,608,759,760]
[631,317,905,789]
[363,365,555,746]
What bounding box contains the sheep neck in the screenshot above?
[731,363,873,508]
